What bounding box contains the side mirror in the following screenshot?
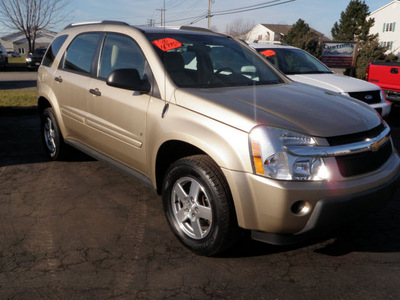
[106,69,151,93]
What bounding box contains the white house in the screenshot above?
[244,24,330,43]
[368,0,400,56]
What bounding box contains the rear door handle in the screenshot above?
[54,76,63,83]
[89,88,101,96]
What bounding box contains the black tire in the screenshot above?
[40,107,69,160]
[162,155,240,256]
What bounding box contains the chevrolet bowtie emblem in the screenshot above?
[370,138,383,152]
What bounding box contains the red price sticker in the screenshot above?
[260,50,276,57]
[151,38,182,52]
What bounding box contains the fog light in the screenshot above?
[291,201,312,216]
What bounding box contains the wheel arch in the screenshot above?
[37,92,68,139]
[38,96,52,113]
[155,140,206,194]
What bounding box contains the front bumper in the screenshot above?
[252,166,400,245]
[26,59,41,69]
[385,90,400,103]
[223,152,400,245]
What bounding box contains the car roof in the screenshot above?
[63,20,223,37]
[139,25,219,35]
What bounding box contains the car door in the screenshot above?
[51,32,102,142]
[85,33,152,173]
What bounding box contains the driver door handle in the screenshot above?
[89,88,101,96]
[54,76,63,83]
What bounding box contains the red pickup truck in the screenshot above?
[366,62,400,103]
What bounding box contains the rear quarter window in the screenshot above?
[42,35,68,67]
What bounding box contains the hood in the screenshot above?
[288,73,380,94]
[174,82,381,137]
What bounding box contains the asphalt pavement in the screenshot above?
[0,67,37,90]
[1,72,400,299]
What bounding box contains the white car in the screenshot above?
[249,43,391,117]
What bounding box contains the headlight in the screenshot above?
[26,57,32,63]
[249,126,330,181]
[380,88,387,103]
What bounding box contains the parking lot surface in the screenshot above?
[1,82,400,299]
[0,70,37,90]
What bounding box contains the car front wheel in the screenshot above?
[162,155,240,256]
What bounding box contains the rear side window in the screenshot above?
[42,35,68,67]
[62,33,100,75]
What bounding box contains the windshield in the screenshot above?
[33,48,47,56]
[257,48,332,75]
[146,32,283,88]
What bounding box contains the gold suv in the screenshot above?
[38,21,400,256]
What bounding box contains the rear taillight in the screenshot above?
[365,63,370,81]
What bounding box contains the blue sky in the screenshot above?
[0,0,393,37]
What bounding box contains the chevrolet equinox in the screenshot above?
[37,21,400,256]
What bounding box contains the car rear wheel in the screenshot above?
[162,155,240,256]
[41,107,68,160]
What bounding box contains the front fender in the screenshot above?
[146,99,253,184]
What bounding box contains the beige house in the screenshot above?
[244,23,330,43]
[368,0,400,56]
[0,29,56,56]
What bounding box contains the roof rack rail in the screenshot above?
[64,20,130,30]
[179,26,215,33]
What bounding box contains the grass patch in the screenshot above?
[0,89,37,107]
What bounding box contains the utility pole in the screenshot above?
[208,0,212,29]
[208,0,215,29]
[147,19,155,27]
[157,8,166,27]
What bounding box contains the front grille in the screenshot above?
[335,140,392,177]
[348,90,381,105]
[327,123,386,146]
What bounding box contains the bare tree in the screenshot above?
[0,0,71,53]
[225,18,255,37]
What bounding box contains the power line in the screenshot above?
[212,0,284,15]
[165,13,208,25]
[166,0,190,10]
[170,0,204,18]
[165,0,296,26]
[213,0,296,16]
